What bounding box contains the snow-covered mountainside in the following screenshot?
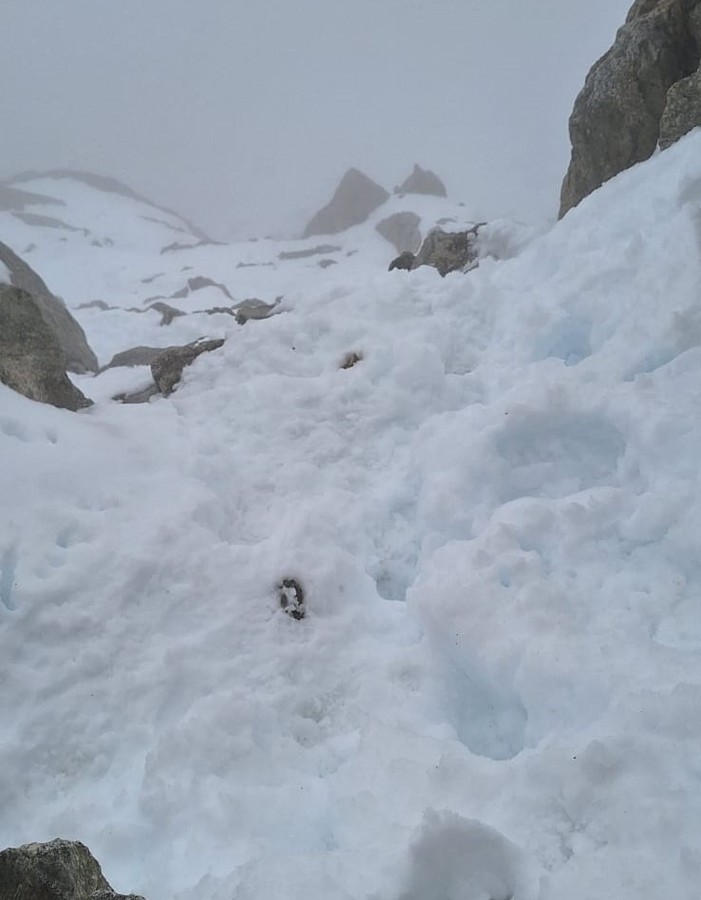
[1,137,701,900]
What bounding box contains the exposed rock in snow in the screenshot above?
[303,168,390,237]
[0,242,98,373]
[0,285,92,410]
[233,296,282,324]
[279,244,341,260]
[394,164,447,198]
[151,338,225,396]
[559,0,701,215]
[376,211,422,253]
[102,346,167,371]
[412,226,481,276]
[0,839,146,900]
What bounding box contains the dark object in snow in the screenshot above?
[340,351,363,370]
[278,578,305,620]
[559,0,701,216]
[151,338,225,396]
[0,241,98,373]
[388,251,416,272]
[101,346,167,371]
[114,338,225,403]
[412,226,481,276]
[0,838,147,900]
[234,297,282,325]
[0,285,92,410]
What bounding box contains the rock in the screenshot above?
[151,338,225,396]
[394,164,447,197]
[340,351,362,369]
[303,168,389,237]
[279,244,341,260]
[376,212,422,254]
[559,0,701,216]
[146,301,185,326]
[170,276,232,300]
[0,838,145,900]
[0,285,92,410]
[0,242,98,373]
[233,297,282,325]
[318,259,337,269]
[101,346,166,371]
[659,65,701,146]
[388,251,416,272]
[278,578,305,620]
[412,226,481,276]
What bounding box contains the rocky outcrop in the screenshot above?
[559,0,701,216]
[303,169,389,237]
[659,65,701,146]
[376,211,422,253]
[0,285,92,410]
[101,347,166,371]
[0,242,98,373]
[114,338,225,403]
[151,339,225,396]
[394,164,447,197]
[412,226,481,276]
[0,838,145,900]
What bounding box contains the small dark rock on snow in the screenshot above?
[278,578,305,619]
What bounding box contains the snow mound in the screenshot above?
[2,132,701,900]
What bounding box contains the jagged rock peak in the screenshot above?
[394,164,447,197]
[303,168,390,238]
[559,0,701,217]
[0,838,146,900]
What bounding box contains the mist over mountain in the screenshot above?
[3,0,630,238]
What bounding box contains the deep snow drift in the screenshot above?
[2,137,701,900]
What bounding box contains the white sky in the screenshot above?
[3,0,631,238]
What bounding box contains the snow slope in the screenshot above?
[2,137,701,900]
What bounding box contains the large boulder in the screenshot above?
[375,211,422,253]
[394,164,447,197]
[0,838,145,900]
[303,168,389,237]
[0,242,98,373]
[0,285,92,410]
[559,0,701,216]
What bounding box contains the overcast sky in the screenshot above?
[3,0,631,238]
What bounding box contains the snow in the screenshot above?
[2,134,701,900]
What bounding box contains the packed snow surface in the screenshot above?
[2,136,701,900]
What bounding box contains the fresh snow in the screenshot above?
[2,136,701,900]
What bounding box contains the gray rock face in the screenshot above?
[394,164,447,197]
[233,297,282,325]
[303,169,389,237]
[375,211,422,253]
[0,285,92,410]
[412,227,481,276]
[0,838,140,900]
[560,0,701,216]
[0,242,98,373]
[659,65,701,146]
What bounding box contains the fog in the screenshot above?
[3,0,631,238]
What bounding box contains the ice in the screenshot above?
[2,134,701,900]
